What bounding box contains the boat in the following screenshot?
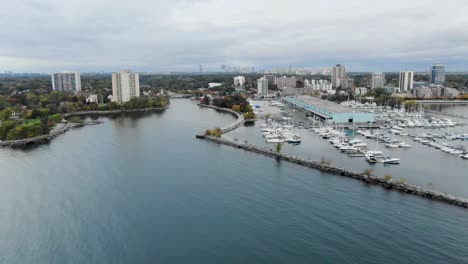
[399,142,411,148]
[385,143,399,148]
[266,138,285,143]
[365,154,378,164]
[377,156,400,165]
[285,135,302,144]
[460,154,468,159]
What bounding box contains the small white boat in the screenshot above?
[399,142,411,148]
[385,143,399,148]
[460,154,468,159]
[266,138,285,143]
[378,157,400,165]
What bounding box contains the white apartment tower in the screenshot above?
[399,71,414,92]
[257,77,269,97]
[234,76,246,87]
[51,72,81,92]
[371,72,386,89]
[332,64,346,88]
[112,70,140,103]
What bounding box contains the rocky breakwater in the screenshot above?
[201,136,468,209]
[196,103,245,136]
[0,122,72,148]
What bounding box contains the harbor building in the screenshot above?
[371,72,385,89]
[51,72,81,92]
[282,96,374,124]
[399,71,414,92]
[257,77,269,97]
[430,63,445,85]
[112,70,140,103]
[332,64,346,88]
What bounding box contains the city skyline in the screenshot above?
[1,0,468,72]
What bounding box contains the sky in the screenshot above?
[1,0,468,73]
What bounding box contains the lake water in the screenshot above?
[1,100,468,263]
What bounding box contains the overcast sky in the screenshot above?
[1,0,468,73]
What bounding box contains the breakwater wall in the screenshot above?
[200,136,468,209]
[0,123,72,148]
[196,103,245,134]
[64,107,168,117]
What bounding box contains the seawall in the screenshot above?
[64,107,168,117]
[0,122,72,148]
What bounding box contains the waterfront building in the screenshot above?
[332,64,346,88]
[264,75,276,89]
[399,71,414,92]
[354,87,368,95]
[112,70,140,103]
[282,95,374,124]
[234,76,246,87]
[430,63,446,85]
[412,87,433,99]
[371,72,385,89]
[339,77,354,89]
[51,72,81,92]
[275,76,296,89]
[257,77,269,97]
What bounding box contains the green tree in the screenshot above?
[276,142,282,153]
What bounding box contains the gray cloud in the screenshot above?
[1,0,468,72]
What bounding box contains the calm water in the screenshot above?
[1,100,468,263]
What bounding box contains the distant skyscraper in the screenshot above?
[257,77,269,97]
[399,71,414,92]
[112,70,140,103]
[51,72,81,92]
[234,76,246,87]
[264,75,276,89]
[430,63,445,85]
[371,72,386,89]
[332,64,346,88]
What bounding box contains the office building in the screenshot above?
[112,70,140,103]
[399,71,414,92]
[234,76,246,87]
[257,77,269,97]
[430,63,446,85]
[332,64,346,88]
[371,72,386,89]
[51,72,81,92]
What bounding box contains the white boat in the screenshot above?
[285,135,302,144]
[460,154,468,159]
[450,150,464,155]
[377,157,400,165]
[266,138,285,143]
[399,142,411,148]
[385,143,399,148]
[364,150,384,155]
[352,142,368,148]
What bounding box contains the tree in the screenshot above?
[276,142,282,153]
[383,174,393,182]
[398,178,407,185]
[363,168,374,176]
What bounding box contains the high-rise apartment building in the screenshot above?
[340,77,354,89]
[264,75,276,89]
[332,64,346,88]
[257,77,269,97]
[399,71,414,92]
[371,72,386,89]
[430,63,446,85]
[275,76,296,89]
[234,76,246,87]
[112,70,140,103]
[51,72,81,92]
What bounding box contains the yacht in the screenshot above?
[460,153,468,159]
[399,142,411,148]
[377,157,400,165]
[266,138,285,143]
[385,143,400,148]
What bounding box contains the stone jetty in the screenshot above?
[0,122,72,148]
[196,103,468,209]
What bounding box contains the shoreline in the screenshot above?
[0,107,168,148]
[196,104,468,209]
